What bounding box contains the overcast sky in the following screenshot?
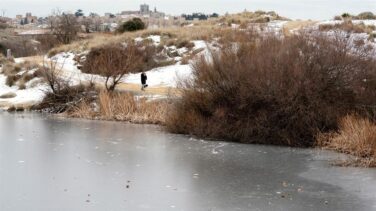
[1,0,375,20]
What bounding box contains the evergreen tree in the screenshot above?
[75,9,84,17]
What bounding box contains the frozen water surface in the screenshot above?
[1,112,376,211]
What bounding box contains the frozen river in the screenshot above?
[1,112,376,211]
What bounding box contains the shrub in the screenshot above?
[166,33,376,147]
[0,23,8,29]
[49,13,80,44]
[34,84,96,113]
[6,75,21,87]
[176,40,195,49]
[341,13,351,19]
[369,33,376,42]
[82,43,143,91]
[356,12,376,20]
[17,73,35,89]
[39,60,68,94]
[117,18,146,33]
[35,35,61,53]
[318,115,376,167]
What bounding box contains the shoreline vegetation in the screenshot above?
[1,11,376,167]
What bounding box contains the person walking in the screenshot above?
[141,72,148,91]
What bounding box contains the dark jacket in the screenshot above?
[141,73,147,84]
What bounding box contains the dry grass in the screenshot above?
[0,54,10,64]
[318,115,376,167]
[2,61,43,88]
[319,21,376,34]
[282,20,318,36]
[69,100,96,119]
[68,91,169,124]
[2,63,21,76]
[196,11,289,27]
[47,26,233,57]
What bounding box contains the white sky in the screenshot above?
[0,0,375,20]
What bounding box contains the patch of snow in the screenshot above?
[135,37,143,43]
[51,52,81,74]
[177,47,188,55]
[184,23,194,27]
[147,35,161,46]
[0,74,48,108]
[231,24,240,29]
[14,58,25,64]
[318,19,376,27]
[192,40,207,51]
[267,20,289,30]
[17,30,48,35]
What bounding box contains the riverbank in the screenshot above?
[1,17,376,168]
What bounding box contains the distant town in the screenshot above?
[0,4,220,35]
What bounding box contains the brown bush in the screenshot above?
[18,82,26,90]
[6,75,21,87]
[82,40,172,77]
[166,33,376,147]
[82,43,143,91]
[20,73,35,83]
[176,40,195,49]
[35,35,61,53]
[39,59,69,94]
[35,84,96,113]
[318,115,376,167]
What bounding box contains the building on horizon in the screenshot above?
[120,4,165,18]
[140,4,150,14]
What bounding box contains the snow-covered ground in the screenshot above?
[0,73,48,109]
[50,52,195,88]
[124,64,192,87]
[48,36,212,88]
[318,19,376,27]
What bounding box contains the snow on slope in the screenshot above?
[0,73,48,109]
[50,52,194,87]
[318,19,376,27]
[48,37,210,88]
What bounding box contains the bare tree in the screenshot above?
[84,43,143,91]
[92,16,103,32]
[48,10,80,44]
[80,17,93,33]
[41,57,68,94]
